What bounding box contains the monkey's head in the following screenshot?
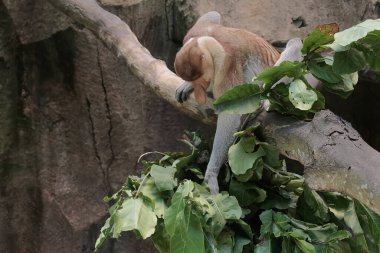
[174,39,205,81]
[174,38,214,105]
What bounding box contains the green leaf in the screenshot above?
[294,239,316,253]
[314,68,357,99]
[308,62,342,84]
[210,192,243,220]
[259,210,274,238]
[332,47,366,74]
[112,198,157,239]
[234,219,254,239]
[289,219,339,243]
[165,180,194,236]
[325,230,351,243]
[216,229,234,253]
[332,19,380,49]
[228,138,266,176]
[289,79,318,110]
[356,30,380,71]
[259,190,294,210]
[302,29,334,54]
[297,185,330,224]
[95,217,112,251]
[229,179,266,207]
[150,165,177,191]
[170,205,205,253]
[320,192,369,252]
[259,210,292,239]
[355,200,380,244]
[257,61,305,86]
[258,142,282,168]
[266,82,324,118]
[152,220,171,253]
[214,84,263,114]
[140,177,166,218]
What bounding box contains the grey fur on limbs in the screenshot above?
[205,113,241,194]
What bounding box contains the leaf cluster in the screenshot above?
[214,19,380,118]
[95,131,380,252]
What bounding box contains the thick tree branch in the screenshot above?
[49,0,380,214]
[48,0,216,124]
[256,110,380,214]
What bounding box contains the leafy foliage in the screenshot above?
[214,19,380,118]
[95,20,380,252]
[95,131,380,252]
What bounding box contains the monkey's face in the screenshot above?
[174,39,204,82]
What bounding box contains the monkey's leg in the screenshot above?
[205,113,241,194]
[175,81,194,103]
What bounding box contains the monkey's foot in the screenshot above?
[205,171,219,195]
[175,81,194,103]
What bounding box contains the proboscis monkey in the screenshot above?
[174,11,313,194]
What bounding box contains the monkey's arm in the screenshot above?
[205,113,241,194]
[275,38,320,88]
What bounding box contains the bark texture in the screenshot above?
[0,0,379,253]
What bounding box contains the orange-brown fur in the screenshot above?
[175,17,280,104]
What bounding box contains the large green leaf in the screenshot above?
[229,179,266,207]
[256,61,305,87]
[210,192,243,221]
[140,177,166,218]
[332,47,367,74]
[308,62,342,84]
[297,185,330,224]
[150,165,177,191]
[356,30,380,71]
[216,229,234,253]
[288,79,318,110]
[165,180,194,236]
[152,220,171,253]
[112,198,157,239]
[302,29,334,54]
[213,84,262,114]
[332,19,380,49]
[320,192,369,252]
[258,142,282,168]
[259,210,292,239]
[294,239,316,253]
[228,137,266,176]
[259,190,294,210]
[170,205,205,253]
[95,217,112,251]
[266,82,324,118]
[355,200,380,244]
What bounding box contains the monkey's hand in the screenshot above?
[205,170,219,195]
[175,81,194,103]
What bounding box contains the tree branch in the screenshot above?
[256,110,380,214]
[48,0,216,124]
[48,0,380,214]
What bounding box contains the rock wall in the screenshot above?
[0,0,378,253]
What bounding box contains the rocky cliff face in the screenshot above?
[0,0,378,252]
